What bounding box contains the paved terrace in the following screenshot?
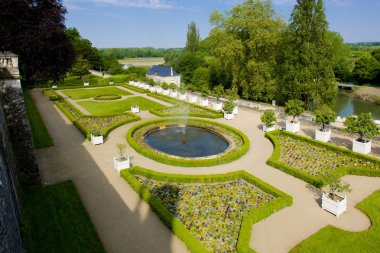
[30,88,380,253]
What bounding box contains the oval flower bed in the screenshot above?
[127,118,249,167]
[93,94,121,100]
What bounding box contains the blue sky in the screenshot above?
[63,0,380,48]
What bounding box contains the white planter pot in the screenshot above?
[315,129,331,142]
[91,134,103,145]
[213,102,223,111]
[156,87,162,93]
[52,85,57,89]
[162,89,169,95]
[109,81,114,85]
[352,139,371,154]
[131,106,139,114]
[144,84,150,90]
[149,86,156,93]
[170,91,178,98]
[179,94,186,100]
[200,99,209,107]
[322,193,347,217]
[188,95,197,103]
[263,125,276,132]
[83,82,89,86]
[224,112,234,120]
[114,157,130,172]
[286,121,300,133]
[137,83,143,88]
[232,106,238,115]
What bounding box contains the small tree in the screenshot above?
[285,99,304,123]
[225,87,239,102]
[82,74,90,83]
[344,113,380,142]
[324,173,351,201]
[223,100,235,114]
[116,143,127,159]
[213,84,225,101]
[261,110,276,127]
[169,83,178,91]
[179,83,186,94]
[314,104,337,132]
[201,88,209,99]
[161,82,169,90]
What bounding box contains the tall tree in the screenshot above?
[277,0,336,109]
[208,0,285,102]
[0,0,75,85]
[186,21,201,53]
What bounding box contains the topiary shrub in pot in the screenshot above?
[91,129,103,145]
[321,173,351,217]
[285,99,304,133]
[261,109,276,132]
[212,84,224,111]
[223,100,234,120]
[114,143,130,172]
[314,104,337,142]
[344,112,380,154]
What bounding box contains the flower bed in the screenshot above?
[55,100,140,139]
[121,167,292,253]
[266,131,380,187]
[94,94,121,100]
[43,88,63,101]
[127,118,249,167]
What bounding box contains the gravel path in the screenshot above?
[30,89,380,253]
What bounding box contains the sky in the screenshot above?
[62,0,380,48]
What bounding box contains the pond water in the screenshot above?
[335,90,380,119]
[144,125,229,158]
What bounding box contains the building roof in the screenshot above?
[146,65,179,77]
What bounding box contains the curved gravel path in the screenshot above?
[30,88,380,253]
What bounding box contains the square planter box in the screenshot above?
[91,134,103,145]
[144,84,150,90]
[352,139,371,154]
[131,106,139,114]
[52,85,58,89]
[170,91,178,98]
[263,124,276,132]
[156,87,162,93]
[162,89,170,95]
[315,129,331,142]
[188,95,197,103]
[109,81,114,85]
[213,102,223,111]
[232,106,238,115]
[321,193,347,217]
[114,157,130,172]
[200,99,209,107]
[224,112,234,120]
[83,82,89,86]
[179,94,186,100]
[286,121,300,133]
[149,86,156,93]
[137,83,143,88]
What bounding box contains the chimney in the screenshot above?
[170,67,173,76]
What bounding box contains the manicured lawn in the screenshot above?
[62,87,132,100]
[79,96,166,115]
[23,89,53,148]
[291,190,380,253]
[23,181,105,253]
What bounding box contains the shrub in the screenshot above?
[314,104,337,131]
[261,110,276,127]
[285,99,304,123]
[344,113,380,142]
[223,100,235,114]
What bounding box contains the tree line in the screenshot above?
[99,48,181,60]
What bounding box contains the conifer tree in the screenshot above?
[186,21,201,53]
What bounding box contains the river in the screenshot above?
[335,90,380,119]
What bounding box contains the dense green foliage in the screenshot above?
[344,113,380,141]
[99,47,180,59]
[266,130,380,188]
[285,99,304,122]
[186,21,201,53]
[121,167,292,253]
[23,89,53,148]
[62,87,131,100]
[260,110,276,127]
[127,118,250,167]
[314,104,337,131]
[22,181,105,253]
[291,190,380,252]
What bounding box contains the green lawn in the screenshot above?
[79,96,166,115]
[22,181,105,253]
[23,89,53,148]
[291,190,380,253]
[62,87,132,100]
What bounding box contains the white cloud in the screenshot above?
[68,0,177,9]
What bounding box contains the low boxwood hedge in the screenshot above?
[148,93,223,119]
[127,118,250,167]
[122,84,150,93]
[266,130,380,188]
[55,100,140,140]
[120,166,292,253]
[43,88,64,101]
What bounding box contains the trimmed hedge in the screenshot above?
[120,166,292,253]
[43,88,64,101]
[266,130,380,188]
[122,84,150,93]
[148,93,223,119]
[55,100,140,140]
[127,118,250,167]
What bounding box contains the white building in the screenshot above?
[146,65,181,86]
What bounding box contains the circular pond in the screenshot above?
[145,125,229,158]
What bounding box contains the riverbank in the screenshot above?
[350,86,380,104]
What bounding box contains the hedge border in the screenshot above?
[120,166,292,253]
[55,100,140,140]
[43,88,64,101]
[122,84,150,94]
[266,130,380,188]
[148,93,223,119]
[127,118,249,167]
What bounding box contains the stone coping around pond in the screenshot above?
[127,118,250,167]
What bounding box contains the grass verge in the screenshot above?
[22,181,106,253]
[23,89,53,148]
